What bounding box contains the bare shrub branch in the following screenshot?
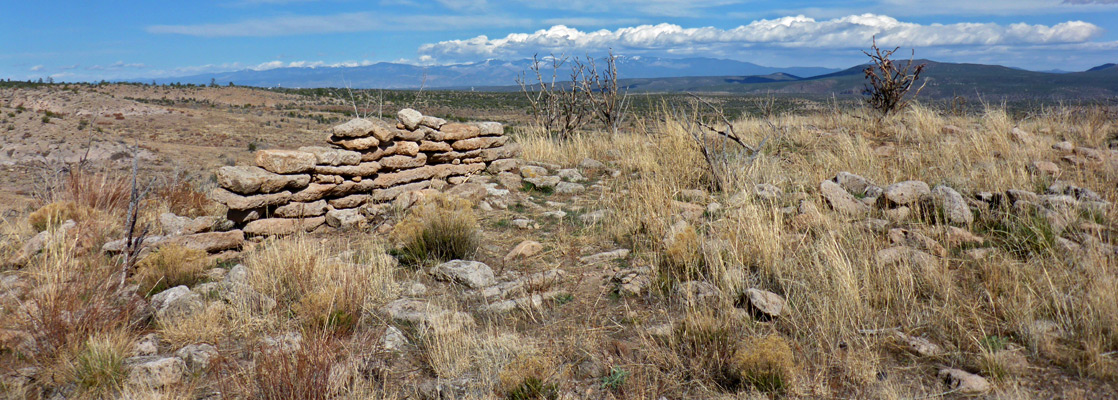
[862,36,927,117]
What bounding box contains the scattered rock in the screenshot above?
[150,286,203,321]
[175,344,218,371]
[820,180,870,215]
[834,172,876,196]
[524,176,560,190]
[431,260,496,289]
[508,218,535,230]
[876,246,938,269]
[254,149,316,174]
[930,185,973,225]
[1010,127,1032,143]
[578,158,605,170]
[882,180,930,206]
[555,181,585,194]
[1030,161,1060,175]
[895,332,942,357]
[126,356,185,389]
[504,240,543,262]
[741,288,785,319]
[382,326,408,351]
[938,368,991,395]
[520,165,548,178]
[1052,141,1074,152]
[613,269,650,296]
[580,249,630,265]
[134,333,160,357]
[216,166,310,195]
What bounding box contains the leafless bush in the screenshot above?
[517,54,589,138]
[673,94,771,192]
[575,49,630,134]
[518,51,629,138]
[862,36,927,117]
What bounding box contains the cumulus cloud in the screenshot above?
[418,14,1103,61]
[147,12,530,37]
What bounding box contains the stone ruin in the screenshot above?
[210,108,520,236]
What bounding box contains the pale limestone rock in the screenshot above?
[883,180,930,206]
[254,149,316,174]
[216,166,309,195]
[243,217,326,236]
[820,180,870,215]
[397,108,423,130]
[274,200,328,218]
[298,146,361,166]
[744,288,785,318]
[504,240,543,262]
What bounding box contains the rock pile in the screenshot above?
[209,108,520,235]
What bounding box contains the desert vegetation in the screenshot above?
[1,63,1116,399]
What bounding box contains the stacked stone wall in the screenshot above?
[210,108,520,235]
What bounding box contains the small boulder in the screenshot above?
[930,185,973,225]
[431,260,496,289]
[126,356,185,389]
[504,240,543,262]
[938,368,990,395]
[397,109,424,130]
[820,180,870,215]
[175,344,218,371]
[741,288,785,319]
[882,181,930,206]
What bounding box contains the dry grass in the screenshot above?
[514,102,1117,397]
[246,235,398,332]
[390,194,480,265]
[134,244,210,295]
[2,96,1115,398]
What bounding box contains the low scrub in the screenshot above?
[134,244,210,295]
[391,195,480,265]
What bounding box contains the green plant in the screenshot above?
[506,377,559,400]
[600,366,629,390]
[521,181,554,195]
[392,195,480,264]
[248,142,258,152]
[72,336,127,394]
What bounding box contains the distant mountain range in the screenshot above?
[600,60,1118,99]
[143,58,1118,99]
[147,57,838,89]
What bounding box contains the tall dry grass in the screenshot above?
[516,102,1117,395]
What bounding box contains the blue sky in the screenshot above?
[3,0,1117,82]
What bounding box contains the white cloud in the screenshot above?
[29,65,44,71]
[418,14,1103,61]
[147,12,531,37]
